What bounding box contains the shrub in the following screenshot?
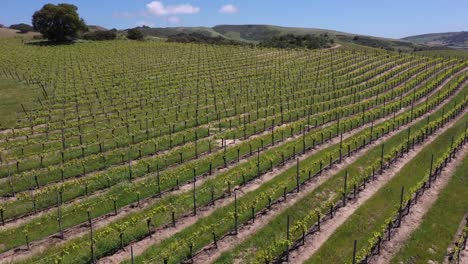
[167,32,244,45]
[83,30,117,41]
[9,23,34,33]
[127,28,144,40]
[260,34,333,50]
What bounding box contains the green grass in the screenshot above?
[127,70,468,264]
[213,82,468,264]
[23,60,457,264]
[21,103,364,263]
[0,45,426,259]
[390,154,468,263]
[305,112,468,264]
[0,36,466,264]
[0,77,38,128]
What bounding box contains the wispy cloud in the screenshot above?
[146,1,200,16]
[114,1,197,27]
[219,4,239,14]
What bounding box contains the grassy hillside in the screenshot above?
[212,24,349,42]
[213,25,436,52]
[124,26,224,39]
[0,28,40,39]
[403,31,468,49]
[337,34,424,52]
[126,24,429,52]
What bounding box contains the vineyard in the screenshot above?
[0,38,466,264]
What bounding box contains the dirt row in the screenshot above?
[369,145,468,264]
[0,64,461,264]
[0,52,380,146]
[0,59,438,229]
[0,61,436,232]
[191,101,468,264]
[0,58,414,193]
[0,79,410,264]
[98,73,467,263]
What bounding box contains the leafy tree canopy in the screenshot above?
[127,28,145,40]
[167,32,245,46]
[260,34,333,50]
[32,3,87,42]
[83,30,117,41]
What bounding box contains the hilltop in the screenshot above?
[123,24,432,52]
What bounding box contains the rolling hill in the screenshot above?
[2,21,462,53]
[123,26,224,38]
[124,24,428,52]
[211,24,344,42]
[403,31,468,49]
[0,28,40,39]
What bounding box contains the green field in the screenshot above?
[391,154,468,263]
[0,37,466,264]
[0,77,38,127]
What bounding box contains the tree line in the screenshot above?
[259,34,334,49]
[167,32,245,45]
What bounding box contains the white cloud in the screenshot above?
[135,21,155,27]
[219,4,239,14]
[167,16,182,24]
[146,1,200,16]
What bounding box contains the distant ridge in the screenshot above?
[123,24,430,52]
[402,31,468,49]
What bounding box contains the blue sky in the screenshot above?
[1,0,467,38]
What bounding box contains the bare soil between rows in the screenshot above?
[286,109,468,264]
[369,145,468,264]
